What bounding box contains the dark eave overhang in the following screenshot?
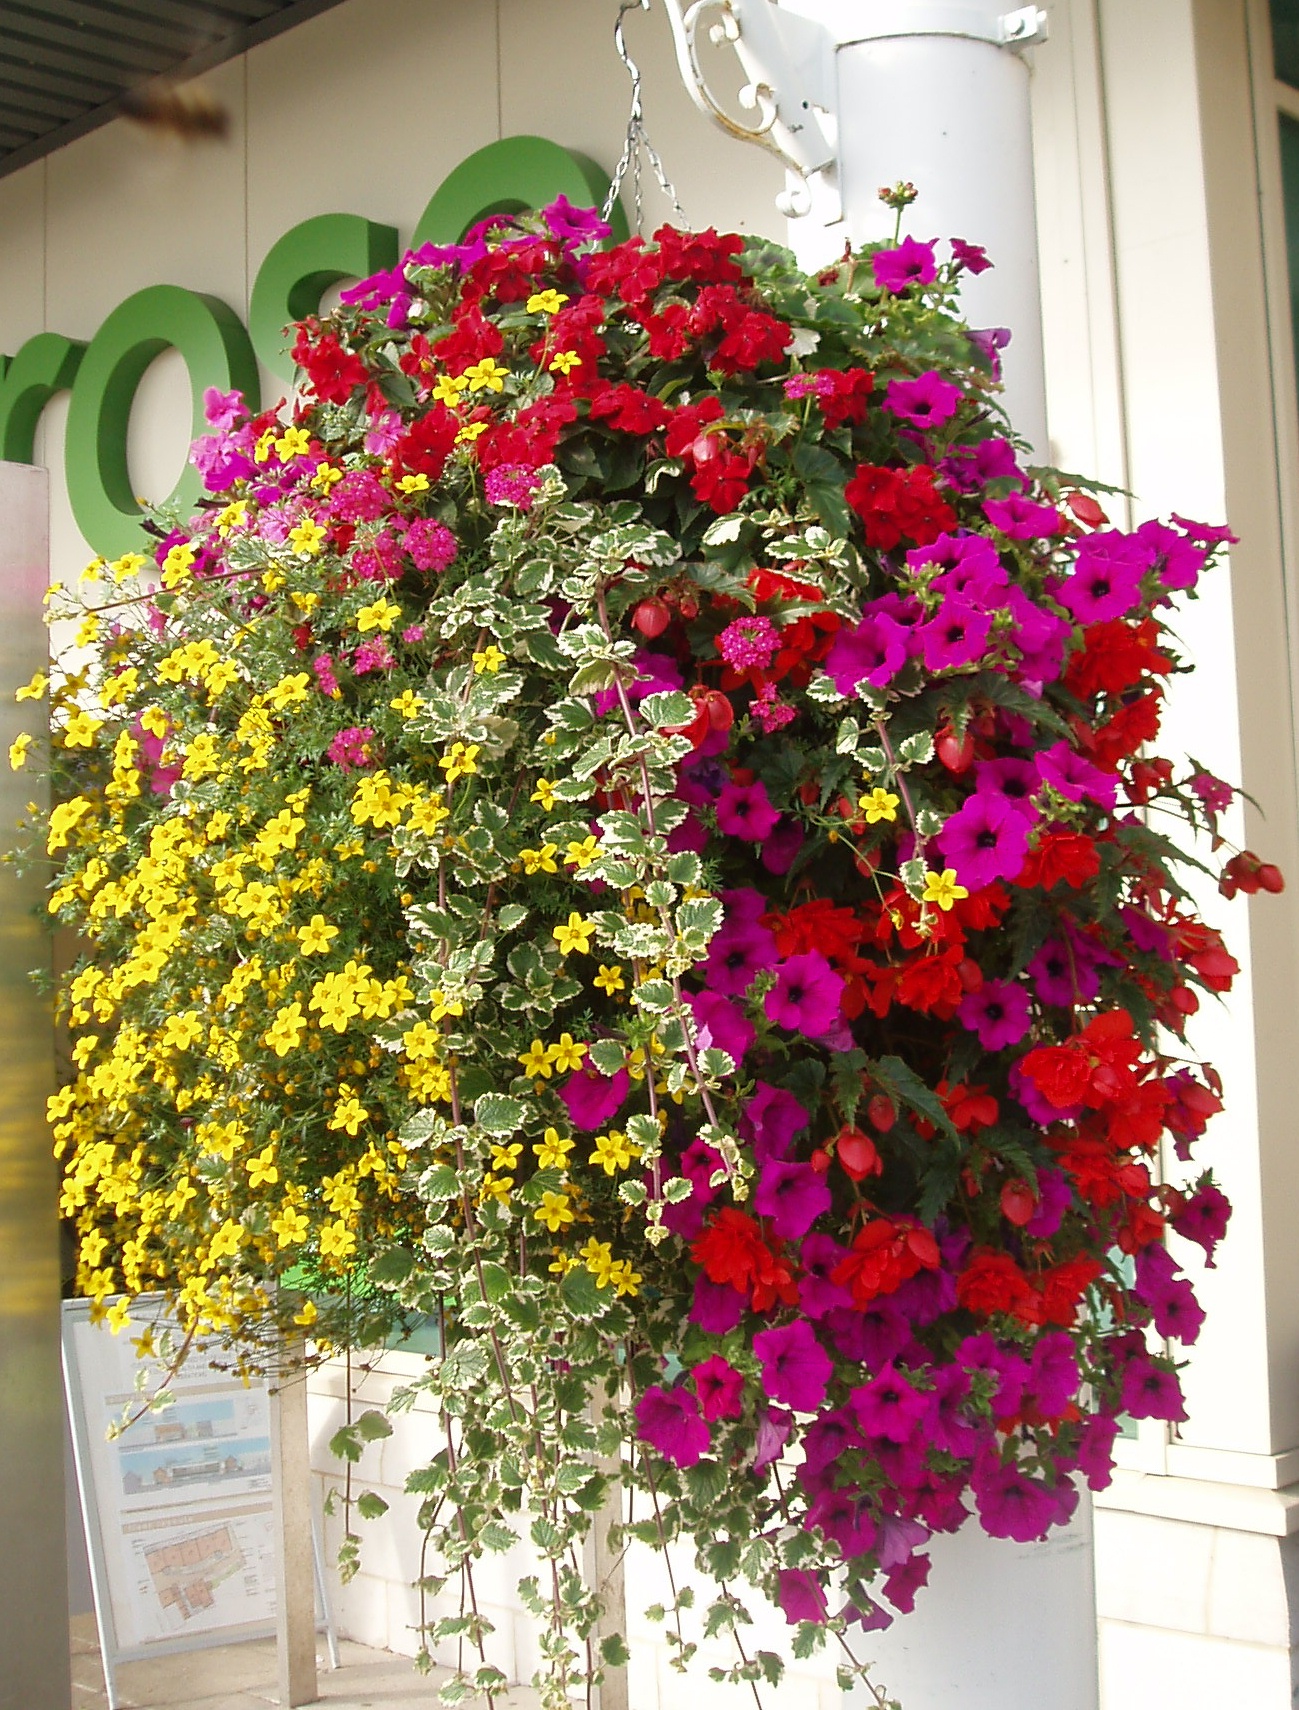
[0,0,348,180]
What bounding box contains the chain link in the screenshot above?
[602,0,690,232]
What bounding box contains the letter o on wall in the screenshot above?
[65,286,261,560]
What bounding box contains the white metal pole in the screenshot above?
[782,0,1050,455]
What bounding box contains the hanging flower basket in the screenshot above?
[29,196,1269,1705]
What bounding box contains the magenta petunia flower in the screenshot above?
[1172,1182,1231,1264]
[777,1568,829,1626]
[1026,1332,1080,1417]
[752,1403,794,1471]
[1120,1355,1187,1422]
[753,1156,831,1240]
[884,370,964,430]
[1036,740,1118,810]
[752,1321,832,1413]
[850,1365,933,1445]
[935,792,1031,890]
[690,1274,745,1333]
[1055,531,1149,621]
[635,1385,711,1467]
[1136,517,1205,592]
[764,951,844,1038]
[974,756,1041,820]
[883,1553,932,1614]
[1074,1413,1121,1491]
[715,778,780,841]
[692,1355,745,1422]
[972,1455,1060,1543]
[984,493,1061,540]
[951,237,993,275]
[824,612,912,695]
[1134,1243,1205,1345]
[956,1332,1030,1415]
[685,989,754,1064]
[558,1063,630,1131]
[917,598,992,672]
[203,385,246,431]
[702,915,779,996]
[741,1082,810,1160]
[957,979,1031,1050]
[872,236,938,294]
[1028,936,1099,1008]
[1024,1168,1072,1239]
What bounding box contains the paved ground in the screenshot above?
[70,1613,536,1709]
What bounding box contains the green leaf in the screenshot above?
[356,1490,389,1521]
[640,690,695,729]
[473,1092,525,1135]
[369,1246,413,1287]
[439,1341,491,1389]
[872,1054,961,1145]
[496,903,527,932]
[355,1410,393,1443]
[587,1038,628,1076]
[898,730,935,765]
[600,1633,630,1668]
[560,1264,609,1320]
[632,978,675,1013]
[666,851,703,887]
[419,1164,459,1206]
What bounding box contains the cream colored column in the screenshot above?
[271,1338,319,1707]
[1033,1,1299,1702]
[0,462,70,1710]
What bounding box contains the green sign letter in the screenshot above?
[0,333,85,464]
[411,134,627,248]
[64,286,261,560]
[250,213,399,383]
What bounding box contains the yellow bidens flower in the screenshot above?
[268,672,311,710]
[455,420,487,445]
[61,708,103,748]
[276,426,312,461]
[472,645,507,674]
[553,913,596,956]
[246,1145,279,1189]
[859,787,901,824]
[298,914,340,955]
[160,541,196,588]
[519,843,559,876]
[15,670,46,702]
[439,742,480,785]
[533,1128,574,1169]
[319,1219,357,1261]
[110,551,148,582]
[922,868,970,912]
[526,289,569,315]
[548,350,582,375]
[593,964,625,996]
[530,777,557,811]
[328,1085,369,1136]
[8,732,32,770]
[264,1002,306,1057]
[564,836,600,871]
[288,517,326,556]
[356,597,403,633]
[517,1039,552,1079]
[533,1191,574,1233]
[311,461,343,494]
[546,1033,586,1075]
[589,1130,637,1175]
[461,357,509,393]
[402,1020,442,1061]
[389,690,426,720]
[272,1206,310,1248]
[431,373,467,408]
[608,1260,642,1297]
[396,472,430,495]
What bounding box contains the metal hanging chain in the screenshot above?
[603,0,690,232]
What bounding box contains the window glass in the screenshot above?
[1277,114,1299,400]
[1272,0,1299,89]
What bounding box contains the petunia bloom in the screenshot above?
[635,1385,711,1467]
[764,951,845,1037]
[692,1355,745,1422]
[753,1156,831,1240]
[715,778,780,841]
[752,1320,832,1413]
[872,236,938,293]
[935,792,1031,891]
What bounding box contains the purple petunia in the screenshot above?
[741,1081,810,1160]
[715,778,780,841]
[1134,1243,1206,1344]
[1172,1182,1232,1265]
[754,1156,832,1240]
[1037,740,1118,810]
[764,951,845,1038]
[984,493,1061,540]
[702,914,779,997]
[690,1274,745,1334]
[1056,530,1150,622]
[558,1063,630,1132]
[884,370,964,430]
[1027,1332,1081,1417]
[974,756,1041,820]
[957,979,1032,1050]
[872,236,938,293]
[1120,1355,1188,1422]
[971,1453,1060,1543]
[824,612,913,695]
[752,1321,832,1413]
[851,1365,933,1444]
[692,1355,745,1422]
[636,1385,711,1467]
[777,1568,829,1625]
[685,989,754,1065]
[918,598,992,672]
[935,792,1031,891]
[951,236,993,274]
[1075,1413,1121,1491]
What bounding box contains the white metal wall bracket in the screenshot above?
[660,0,1048,219]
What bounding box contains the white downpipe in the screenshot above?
[781,0,1050,455]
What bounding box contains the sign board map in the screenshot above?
[62,1295,336,1702]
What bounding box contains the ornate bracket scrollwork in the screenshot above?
[660,0,838,218]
